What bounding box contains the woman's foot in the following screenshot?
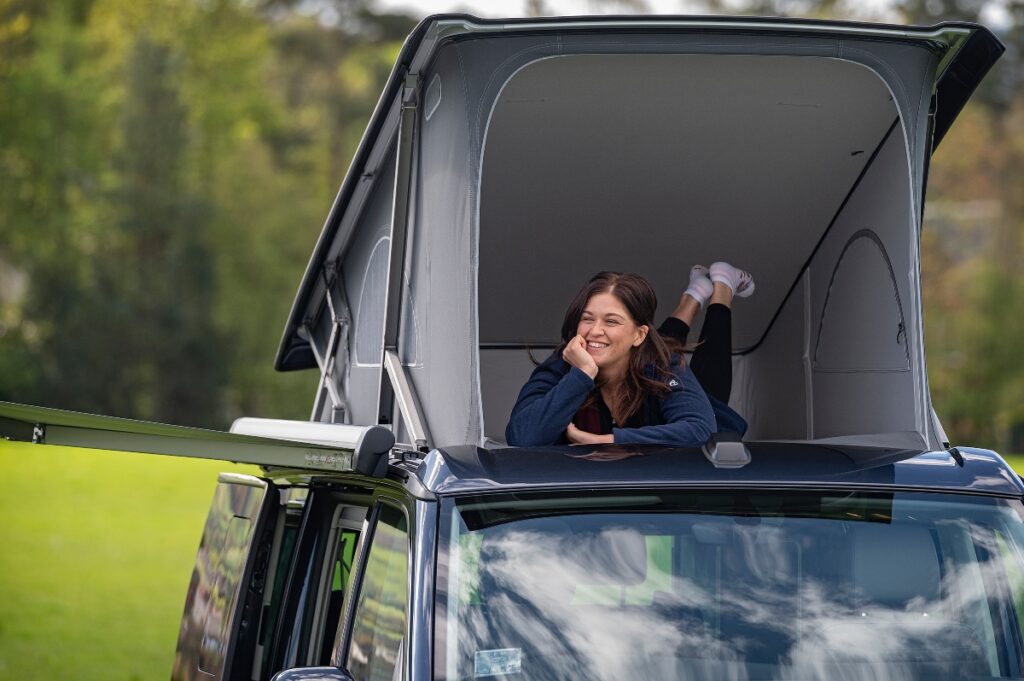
[710,261,755,298]
[684,265,713,307]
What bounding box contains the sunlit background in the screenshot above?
[1,1,1023,679]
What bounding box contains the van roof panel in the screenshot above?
[413,442,1024,497]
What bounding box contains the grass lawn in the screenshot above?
[1003,454,1024,473]
[0,441,256,681]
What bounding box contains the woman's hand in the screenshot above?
[562,334,599,379]
[566,423,614,445]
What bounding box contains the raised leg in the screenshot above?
[689,302,733,403]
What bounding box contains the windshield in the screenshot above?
[435,490,1024,681]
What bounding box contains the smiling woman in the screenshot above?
[504,271,745,447]
[570,292,645,381]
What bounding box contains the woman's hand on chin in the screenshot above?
[562,334,599,379]
[566,423,614,445]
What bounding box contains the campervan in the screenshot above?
[3,14,1022,681]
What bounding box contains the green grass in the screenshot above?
[1003,454,1024,473]
[0,442,256,681]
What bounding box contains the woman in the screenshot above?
[505,266,750,447]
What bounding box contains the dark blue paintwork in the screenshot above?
[413,443,1024,497]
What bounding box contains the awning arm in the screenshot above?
[0,401,394,475]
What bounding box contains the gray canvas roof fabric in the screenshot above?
[291,21,988,450]
[278,19,1002,376]
[413,31,936,446]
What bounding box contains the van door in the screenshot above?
[171,479,373,681]
[172,473,281,681]
[333,500,411,680]
[265,486,374,676]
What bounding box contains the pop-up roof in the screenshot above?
[275,16,1002,451]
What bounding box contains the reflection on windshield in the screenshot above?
[436,492,1024,681]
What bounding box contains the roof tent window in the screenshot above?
[479,54,900,350]
[354,235,419,367]
[355,235,389,367]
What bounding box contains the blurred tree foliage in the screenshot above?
[1,0,1022,449]
[0,0,415,427]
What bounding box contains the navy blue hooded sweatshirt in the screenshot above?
[505,352,745,447]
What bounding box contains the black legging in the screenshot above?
[657,303,732,403]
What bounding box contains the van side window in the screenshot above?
[346,504,409,681]
[319,527,361,663]
[266,496,368,677]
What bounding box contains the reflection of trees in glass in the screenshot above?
[173,482,262,681]
[347,505,408,681]
[443,494,1024,681]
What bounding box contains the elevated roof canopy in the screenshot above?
[276,14,1002,372]
[274,14,1002,451]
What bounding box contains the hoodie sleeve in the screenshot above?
[611,362,715,447]
[506,354,595,447]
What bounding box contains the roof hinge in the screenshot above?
[402,73,420,109]
[322,258,340,284]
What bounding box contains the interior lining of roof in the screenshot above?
[478,53,903,351]
[738,118,900,356]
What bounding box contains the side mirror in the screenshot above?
[270,667,355,681]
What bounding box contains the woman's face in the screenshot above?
[576,292,649,375]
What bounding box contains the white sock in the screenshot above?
[685,265,713,307]
[710,261,755,298]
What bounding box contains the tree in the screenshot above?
[110,37,225,426]
[0,0,112,409]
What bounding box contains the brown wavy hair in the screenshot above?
[558,272,677,424]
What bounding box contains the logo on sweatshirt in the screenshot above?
[668,378,679,388]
